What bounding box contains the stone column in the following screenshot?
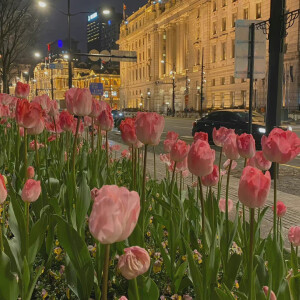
[180,20,186,72]
[158,30,163,78]
[176,22,181,73]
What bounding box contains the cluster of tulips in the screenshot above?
[0,82,299,299]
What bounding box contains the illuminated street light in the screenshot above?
[38,1,47,8]
[102,9,111,15]
[23,71,28,75]
[63,54,69,60]
[34,52,41,58]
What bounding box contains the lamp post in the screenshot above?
[161,60,176,117]
[37,1,98,89]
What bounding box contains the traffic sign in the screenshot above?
[100,50,110,62]
[89,83,103,96]
[234,20,266,79]
[49,63,56,69]
[89,49,100,62]
[111,50,137,62]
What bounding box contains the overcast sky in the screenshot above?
[36,0,147,54]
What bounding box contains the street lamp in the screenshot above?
[102,9,111,15]
[38,1,47,8]
[63,54,69,60]
[34,52,41,58]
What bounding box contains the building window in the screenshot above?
[243,8,249,19]
[221,42,226,60]
[212,21,217,35]
[232,13,237,27]
[212,79,216,86]
[222,17,227,31]
[256,3,262,19]
[230,76,235,84]
[231,39,235,58]
[212,45,216,63]
[230,92,235,107]
[221,77,226,85]
[212,0,217,11]
[222,0,227,7]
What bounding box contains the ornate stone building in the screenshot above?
[118,0,300,113]
[31,60,121,108]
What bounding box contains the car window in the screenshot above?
[222,112,240,122]
[207,112,221,121]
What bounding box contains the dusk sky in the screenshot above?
[37,0,148,54]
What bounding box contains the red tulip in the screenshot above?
[213,127,235,147]
[166,131,179,141]
[66,88,93,116]
[59,110,74,132]
[0,93,14,105]
[49,100,59,118]
[118,246,150,279]
[120,118,137,145]
[16,99,43,129]
[237,133,256,158]
[15,82,30,98]
[272,201,286,218]
[97,109,114,131]
[164,139,176,153]
[188,140,215,177]
[121,149,131,159]
[27,166,35,179]
[223,133,240,160]
[201,165,219,186]
[0,174,7,204]
[263,286,277,300]
[262,128,300,164]
[219,198,233,213]
[238,166,271,208]
[89,185,140,244]
[170,139,190,162]
[21,179,41,203]
[135,112,165,146]
[194,131,208,143]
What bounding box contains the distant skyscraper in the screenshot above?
[87,6,122,73]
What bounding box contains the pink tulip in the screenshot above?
[183,295,193,300]
[49,100,59,118]
[27,166,35,179]
[21,179,41,203]
[238,166,271,208]
[176,156,188,172]
[223,159,237,171]
[27,118,45,135]
[223,133,240,160]
[166,131,179,141]
[164,139,176,153]
[90,98,101,118]
[15,82,30,98]
[59,110,74,132]
[32,94,52,114]
[66,88,93,116]
[0,93,14,105]
[120,118,137,145]
[89,185,140,244]
[84,116,92,127]
[0,174,7,204]
[182,169,190,178]
[247,151,272,171]
[219,198,233,213]
[170,140,190,162]
[272,201,286,218]
[188,140,215,177]
[213,127,235,147]
[91,188,100,201]
[288,226,300,246]
[201,165,219,186]
[261,128,300,164]
[118,246,150,280]
[263,286,277,300]
[135,112,165,146]
[111,144,121,151]
[119,297,128,300]
[97,109,114,131]
[236,133,256,158]
[194,132,208,143]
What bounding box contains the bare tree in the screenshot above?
[0,0,40,93]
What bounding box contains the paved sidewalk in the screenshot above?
[110,139,300,248]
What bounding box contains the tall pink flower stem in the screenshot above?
[101,244,110,300]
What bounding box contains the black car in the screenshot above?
[192,110,268,147]
[111,110,125,129]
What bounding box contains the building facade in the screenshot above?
[31,60,121,108]
[118,0,300,113]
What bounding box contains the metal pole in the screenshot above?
[200,51,204,117]
[248,23,255,134]
[172,76,175,117]
[68,0,72,89]
[266,0,285,179]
